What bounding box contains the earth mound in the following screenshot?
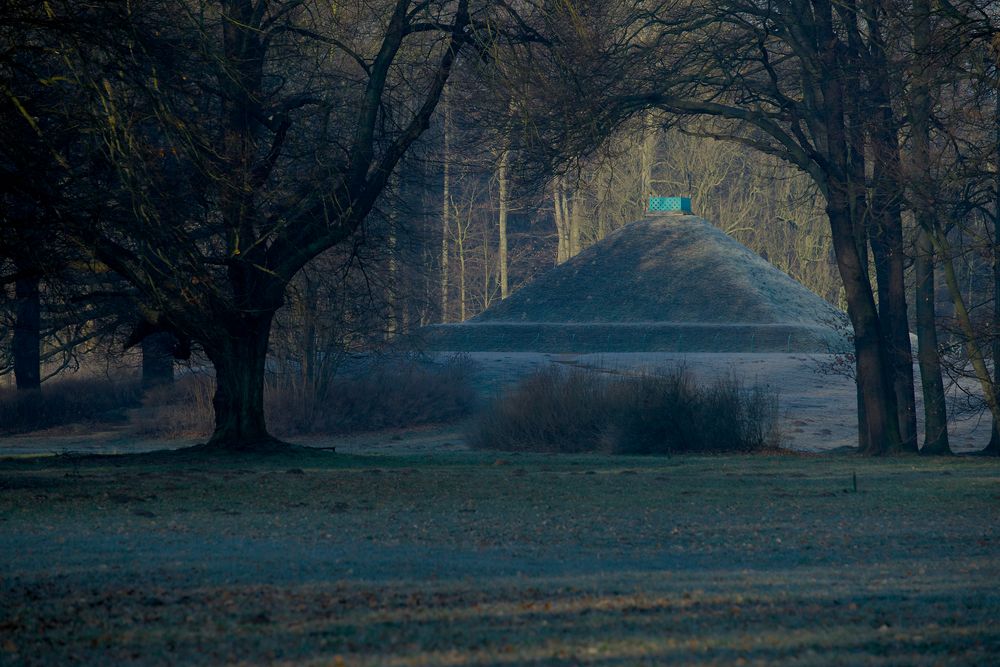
[421,213,851,353]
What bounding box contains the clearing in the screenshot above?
[1,448,998,666]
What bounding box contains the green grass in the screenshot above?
[1,451,998,665]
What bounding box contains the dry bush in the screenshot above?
[132,374,215,438]
[469,366,780,454]
[466,366,613,453]
[266,355,478,435]
[0,377,142,435]
[135,355,478,438]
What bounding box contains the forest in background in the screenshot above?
[2,0,999,456]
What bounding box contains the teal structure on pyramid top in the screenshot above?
[649,196,692,213]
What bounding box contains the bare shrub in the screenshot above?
[132,374,215,438]
[266,355,478,435]
[135,355,478,438]
[467,366,613,453]
[470,366,780,454]
[0,377,142,435]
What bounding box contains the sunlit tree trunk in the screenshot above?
[497,146,510,299]
[569,189,582,257]
[455,203,468,321]
[441,86,451,322]
[553,178,569,264]
[640,112,656,201]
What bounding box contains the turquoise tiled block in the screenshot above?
[648,196,692,213]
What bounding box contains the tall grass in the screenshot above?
[132,373,215,438]
[469,366,780,454]
[0,377,143,435]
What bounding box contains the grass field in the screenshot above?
[1,448,998,665]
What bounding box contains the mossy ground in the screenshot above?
[1,449,998,665]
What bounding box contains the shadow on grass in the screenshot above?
[0,442,392,472]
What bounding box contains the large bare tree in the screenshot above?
[22,0,518,451]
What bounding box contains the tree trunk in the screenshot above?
[814,0,902,455]
[457,217,467,321]
[914,227,950,453]
[13,272,41,391]
[203,313,279,451]
[909,0,950,454]
[498,146,510,300]
[640,111,656,200]
[828,193,904,455]
[569,189,582,257]
[553,179,568,264]
[868,129,918,452]
[988,207,1000,453]
[141,332,175,390]
[300,274,318,385]
[441,87,451,322]
[986,76,1000,455]
[931,230,1000,451]
[387,193,399,340]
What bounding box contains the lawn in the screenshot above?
[1,449,998,665]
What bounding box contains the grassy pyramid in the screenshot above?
[421,214,850,353]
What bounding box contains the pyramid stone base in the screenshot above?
[419,322,849,354]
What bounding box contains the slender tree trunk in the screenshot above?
[141,332,175,390]
[910,0,950,454]
[986,78,1000,455]
[988,202,1000,453]
[387,195,399,340]
[498,146,510,299]
[931,231,1000,449]
[13,271,41,391]
[480,217,493,310]
[458,231,467,321]
[561,186,572,258]
[842,39,874,454]
[915,227,950,453]
[301,274,318,385]
[455,210,468,321]
[640,111,656,200]
[441,88,451,322]
[569,189,582,257]
[553,179,568,264]
[203,312,277,450]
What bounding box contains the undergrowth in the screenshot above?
[469,365,780,454]
[135,355,478,438]
[0,377,142,435]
